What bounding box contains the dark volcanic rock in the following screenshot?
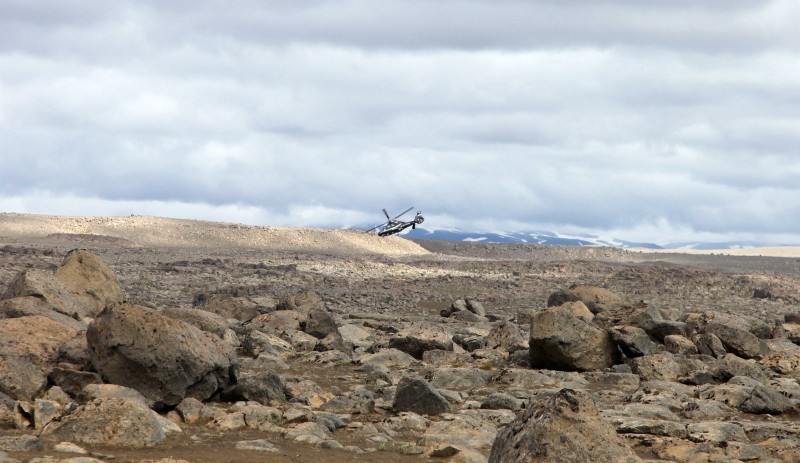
[87,303,239,410]
[530,307,618,371]
[488,388,641,463]
[221,370,286,404]
[393,375,451,415]
[304,308,340,340]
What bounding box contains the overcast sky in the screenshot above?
[2,1,799,244]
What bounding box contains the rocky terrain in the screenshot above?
[2,213,800,463]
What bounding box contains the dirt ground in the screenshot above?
[3,213,800,462]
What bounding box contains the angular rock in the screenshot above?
[638,319,687,342]
[706,322,769,359]
[56,249,125,317]
[488,389,641,462]
[242,331,293,358]
[485,321,527,353]
[278,291,325,313]
[0,296,87,331]
[2,269,88,320]
[47,368,103,402]
[453,334,486,352]
[41,397,166,447]
[610,325,657,358]
[0,315,80,368]
[160,307,232,340]
[423,413,498,451]
[465,298,486,317]
[430,368,492,392]
[631,353,683,382]
[0,355,47,401]
[694,333,727,358]
[393,376,450,416]
[200,295,277,322]
[389,324,454,359]
[547,285,624,314]
[712,354,770,382]
[303,308,340,339]
[686,421,748,444]
[221,370,286,404]
[530,307,617,371]
[87,303,238,410]
[664,334,698,356]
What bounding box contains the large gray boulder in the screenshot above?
[530,307,618,371]
[87,303,238,410]
[488,389,641,462]
[393,376,450,416]
[40,397,165,447]
[0,355,47,401]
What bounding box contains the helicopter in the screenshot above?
[366,207,424,236]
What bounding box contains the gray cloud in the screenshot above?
[1,1,799,244]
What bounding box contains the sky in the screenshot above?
[2,1,800,244]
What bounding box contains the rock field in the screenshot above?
[2,213,800,462]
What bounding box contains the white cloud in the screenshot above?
[2,1,800,244]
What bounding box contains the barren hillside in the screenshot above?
[0,213,429,257]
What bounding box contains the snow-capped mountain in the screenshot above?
[403,228,792,250]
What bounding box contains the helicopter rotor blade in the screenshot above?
[383,209,390,221]
[393,206,414,220]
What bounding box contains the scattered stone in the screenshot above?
[489,389,640,462]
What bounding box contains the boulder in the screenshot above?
[160,307,232,340]
[422,413,498,451]
[529,307,617,371]
[221,370,286,404]
[664,334,698,356]
[2,269,88,319]
[87,303,238,410]
[465,298,486,317]
[40,397,165,447]
[47,367,103,402]
[55,249,125,317]
[199,295,277,322]
[393,376,451,416]
[609,325,658,358]
[694,333,727,358]
[631,353,683,382]
[705,322,769,359]
[389,324,454,359]
[303,308,340,340]
[485,321,527,353]
[0,355,47,401]
[0,315,79,368]
[430,368,493,392]
[547,285,624,314]
[0,296,87,331]
[488,389,641,462]
[278,291,325,313]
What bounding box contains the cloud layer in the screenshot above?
[2,1,799,243]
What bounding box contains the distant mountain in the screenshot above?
[403,228,792,250]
